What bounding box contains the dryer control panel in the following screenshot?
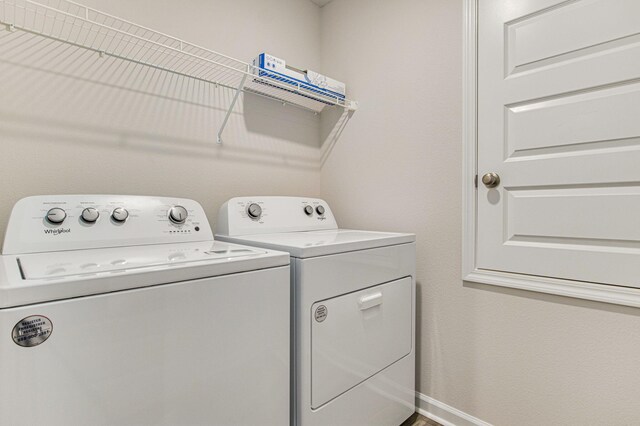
[2,195,213,254]
[216,196,338,236]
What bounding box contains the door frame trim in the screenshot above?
[462,0,478,282]
[461,0,640,308]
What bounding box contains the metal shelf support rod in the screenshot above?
[217,65,249,144]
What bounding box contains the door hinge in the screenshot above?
[474,174,478,188]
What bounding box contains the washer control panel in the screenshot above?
[3,195,213,255]
[215,196,338,237]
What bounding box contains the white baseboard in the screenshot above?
[415,392,492,426]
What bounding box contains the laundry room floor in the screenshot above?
[401,413,443,426]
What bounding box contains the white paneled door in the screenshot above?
[476,0,640,288]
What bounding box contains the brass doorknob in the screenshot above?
[482,172,500,188]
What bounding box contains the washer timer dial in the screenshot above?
[304,205,313,216]
[168,205,188,224]
[247,203,262,220]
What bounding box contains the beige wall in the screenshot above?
[319,1,640,425]
[0,0,324,242]
[3,1,640,424]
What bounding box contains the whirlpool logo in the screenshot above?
[44,228,71,235]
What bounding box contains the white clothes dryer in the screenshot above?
[0,195,290,426]
[216,196,416,426]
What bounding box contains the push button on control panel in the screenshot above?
[46,208,66,224]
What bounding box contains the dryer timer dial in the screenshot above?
[247,203,262,219]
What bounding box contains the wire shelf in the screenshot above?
[0,0,357,142]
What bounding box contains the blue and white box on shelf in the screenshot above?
[252,53,346,101]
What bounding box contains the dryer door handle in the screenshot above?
[359,292,383,310]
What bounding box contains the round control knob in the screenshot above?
[168,205,188,224]
[316,205,325,215]
[46,207,66,224]
[111,207,129,222]
[81,207,99,223]
[304,205,314,216]
[247,203,262,219]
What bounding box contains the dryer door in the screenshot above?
[310,277,412,409]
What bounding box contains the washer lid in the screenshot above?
[0,241,289,308]
[18,241,269,280]
[217,229,415,258]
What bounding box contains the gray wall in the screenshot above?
[319,1,640,425]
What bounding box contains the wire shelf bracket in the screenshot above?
[217,68,248,145]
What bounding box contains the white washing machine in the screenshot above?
[0,195,290,426]
[215,196,416,426]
